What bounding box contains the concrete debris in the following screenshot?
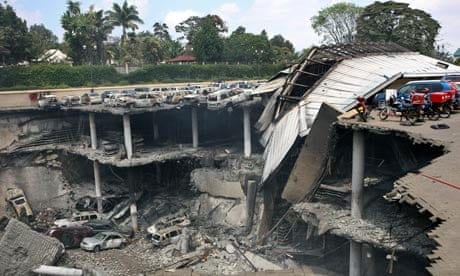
[191,168,245,199]
[0,219,65,275]
[243,250,283,271]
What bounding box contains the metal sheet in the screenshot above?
[261,106,299,183]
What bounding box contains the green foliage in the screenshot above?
[192,18,224,62]
[29,24,58,59]
[224,27,272,63]
[0,3,31,64]
[175,14,227,44]
[105,0,143,44]
[356,1,440,55]
[126,64,283,83]
[311,2,363,44]
[0,63,283,90]
[0,64,120,88]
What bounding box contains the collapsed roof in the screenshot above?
[256,42,460,184]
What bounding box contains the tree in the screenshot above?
[153,22,170,41]
[176,14,227,44]
[270,35,295,64]
[224,28,272,63]
[61,0,87,65]
[356,1,440,55]
[192,18,224,62]
[87,7,113,64]
[105,0,143,45]
[0,3,31,64]
[311,2,363,44]
[28,24,58,59]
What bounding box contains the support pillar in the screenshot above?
[350,130,365,276]
[245,179,257,233]
[93,161,102,214]
[243,106,252,157]
[191,107,198,148]
[363,244,376,276]
[89,113,97,149]
[153,112,159,141]
[130,202,138,232]
[123,114,133,159]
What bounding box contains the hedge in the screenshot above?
[0,63,284,90]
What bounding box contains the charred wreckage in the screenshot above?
[1,42,460,275]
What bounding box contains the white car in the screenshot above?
[207,88,249,110]
[54,211,101,228]
[80,231,127,252]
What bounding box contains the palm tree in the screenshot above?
[153,22,170,41]
[105,0,143,45]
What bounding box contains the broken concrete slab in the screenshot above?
[243,251,283,271]
[191,168,245,199]
[0,219,65,275]
[282,103,341,203]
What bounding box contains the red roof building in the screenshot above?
[166,54,196,64]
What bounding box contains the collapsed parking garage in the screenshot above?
[2,43,460,275]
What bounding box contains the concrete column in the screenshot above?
[243,106,252,158]
[363,244,376,276]
[130,202,138,232]
[191,107,198,148]
[350,130,365,276]
[89,113,97,150]
[153,112,159,141]
[351,130,365,219]
[350,240,362,276]
[93,161,102,214]
[246,179,257,233]
[123,114,133,159]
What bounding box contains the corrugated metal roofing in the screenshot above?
[299,53,460,125]
[261,106,299,182]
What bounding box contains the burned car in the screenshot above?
[45,225,94,248]
[83,219,133,238]
[5,188,33,222]
[54,211,102,228]
[151,226,183,247]
[147,211,190,238]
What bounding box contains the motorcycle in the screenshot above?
[378,95,419,124]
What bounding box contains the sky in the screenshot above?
[6,0,460,53]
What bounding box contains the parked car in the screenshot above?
[207,88,249,110]
[80,231,127,252]
[54,211,102,228]
[38,94,60,109]
[88,92,102,105]
[132,92,164,108]
[5,187,33,222]
[60,95,80,106]
[75,196,114,213]
[45,225,93,248]
[151,226,183,247]
[147,211,190,237]
[83,219,133,238]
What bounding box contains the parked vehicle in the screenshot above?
[45,226,93,248]
[88,92,103,105]
[207,88,249,110]
[54,211,102,227]
[83,219,133,238]
[80,231,127,252]
[151,226,183,247]
[38,94,60,109]
[60,95,80,106]
[132,92,164,108]
[378,95,419,124]
[147,212,190,237]
[75,196,115,213]
[5,187,33,222]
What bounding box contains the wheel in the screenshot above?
[440,105,451,118]
[406,110,418,125]
[378,108,389,120]
[93,245,100,253]
[119,243,126,249]
[427,108,440,121]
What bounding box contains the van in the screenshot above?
[54,211,102,228]
[207,88,249,110]
[151,226,183,246]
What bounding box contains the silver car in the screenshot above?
[80,231,127,252]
